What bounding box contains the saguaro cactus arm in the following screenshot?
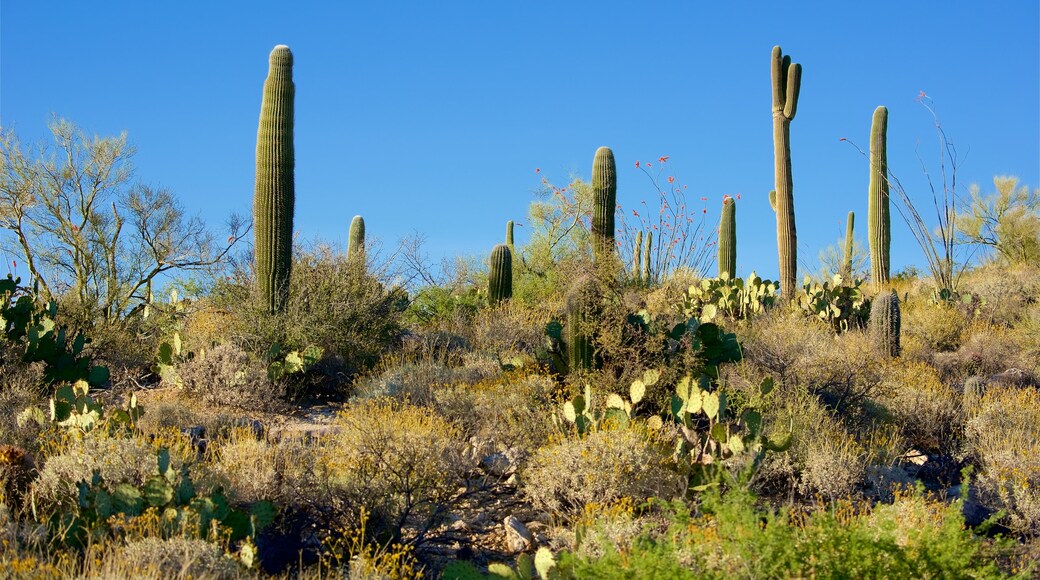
[348,215,366,265]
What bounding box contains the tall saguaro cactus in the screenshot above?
[718,197,737,278]
[489,244,513,305]
[770,46,801,301]
[592,146,617,266]
[254,45,296,314]
[843,211,855,280]
[633,230,643,283]
[348,215,366,266]
[868,106,891,291]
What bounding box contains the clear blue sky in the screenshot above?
[2,1,1038,284]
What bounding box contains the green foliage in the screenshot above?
[796,274,870,332]
[254,45,296,314]
[956,175,1040,265]
[266,342,323,382]
[680,272,778,322]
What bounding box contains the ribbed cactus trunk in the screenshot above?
[488,244,513,305]
[505,220,514,252]
[566,276,599,373]
[633,230,643,284]
[843,211,855,280]
[348,215,366,267]
[718,197,737,278]
[592,147,617,266]
[643,230,652,285]
[870,290,901,357]
[868,106,891,292]
[770,46,801,302]
[254,45,295,314]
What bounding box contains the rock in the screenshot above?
[947,484,993,528]
[480,447,524,477]
[503,515,533,553]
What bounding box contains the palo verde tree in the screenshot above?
[0,118,247,323]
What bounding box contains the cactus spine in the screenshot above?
[505,220,514,252]
[566,276,599,373]
[770,46,801,301]
[868,106,891,291]
[870,290,901,357]
[643,230,653,285]
[254,45,295,314]
[718,197,737,278]
[348,215,366,266]
[633,230,643,283]
[843,211,855,280]
[592,147,617,265]
[488,244,513,305]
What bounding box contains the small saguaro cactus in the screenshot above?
[348,215,366,266]
[592,146,617,265]
[633,230,643,283]
[770,45,802,301]
[643,230,653,285]
[870,290,901,357]
[254,44,296,314]
[566,276,600,373]
[868,106,891,291]
[718,196,737,278]
[505,220,514,252]
[843,211,855,279]
[488,244,513,305]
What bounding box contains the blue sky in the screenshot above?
[2,1,1038,284]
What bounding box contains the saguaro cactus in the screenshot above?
[770,46,801,301]
[592,146,617,265]
[868,106,891,291]
[870,290,901,357]
[254,45,295,314]
[633,230,643,283]
[505,220,514,252]
[643,230,653,285]
[718,197,737,278]
[488,244,513,305]
[566,276,599,373]
[348,215,366,266]
[843,211,855,280]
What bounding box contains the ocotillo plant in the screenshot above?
[566,276,599,373]
[843,211,855,279]
[870,290,901,357]
[254,45,295,314]
[770,46,801,301]
[718,196,737,278]
[633,230,643,283]
[592,146,617,266]
[505,220,514,252]
[348,215,366,266]
[869,106,891,291]
[488,244,513,305]
[643,230,653,285]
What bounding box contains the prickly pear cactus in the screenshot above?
[592,146,617,265]
[348,214,365,266]
[718,197,737,278]
[770,46,801,302]
[488,244,513,305]
[869,290,901,357]
[868,106,891,291]
[254,45,295,313]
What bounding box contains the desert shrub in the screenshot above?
[798,330,887,413]
[352,352,501,406]
[738,311,831,389]
[177,343,281,411]
[432,371,556,457]
[878,360,961,455]
[467,300,550,361]
[209,429,321,508]
[960,262,1040,327]
[111,537,239,579]
[523,426,685,519]
[934,322,1036,385]
[321,399,468,543]
[904,300,968,352]
[965,385,1040,535]
[212,242,407,395]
